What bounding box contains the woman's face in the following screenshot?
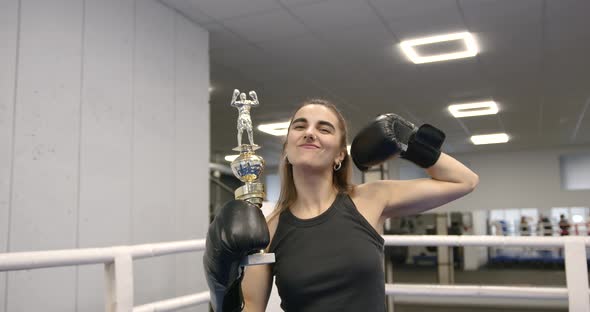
[285,104,344,171]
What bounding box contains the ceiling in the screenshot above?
[161,0,590,167]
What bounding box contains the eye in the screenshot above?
[319,128,332,133]
[293,125,305,130]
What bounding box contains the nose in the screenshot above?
[303,127,316,140]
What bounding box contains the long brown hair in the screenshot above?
[267,99,354,222]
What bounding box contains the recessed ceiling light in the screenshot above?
[257,121,290,136]
[400,32,478,64]
[448,101,498,118]
[224,155,239,162]
[470,133,509,145]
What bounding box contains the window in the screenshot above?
[560,153,590,190]
[489,208,539,236]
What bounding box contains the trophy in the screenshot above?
[229,89,274,265]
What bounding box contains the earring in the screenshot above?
[333,161,342,171]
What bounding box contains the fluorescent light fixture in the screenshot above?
[448,101,498,118]
[224,155,239,162]
[347,145,351,154]
[400,32,478,64]
[257,121,290,136]
[470,133,509,145]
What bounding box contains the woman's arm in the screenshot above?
[242,264,273,312]
[372,152,478,218]
[351,113,478,219]
[241,215,279,312]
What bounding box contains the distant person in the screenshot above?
[519,216,533,256]
[558,214,570,236]
[491,220,505,236]
[538,215,553,236]
[519,216,531,236]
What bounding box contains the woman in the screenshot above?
[240,99,479,311]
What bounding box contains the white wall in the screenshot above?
[0,0,209,311]
[388,146,590,214]
[433,146,590,213]
[0,0,18,309]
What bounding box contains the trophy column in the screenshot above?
[229,89,275,266]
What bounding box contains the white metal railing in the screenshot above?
[384,235,590,312]
[0,240,209,312]
[1,235,589,311]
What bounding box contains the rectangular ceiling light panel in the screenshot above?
[400,32,478,64]
[470,133,509,145]
[257,121,291,136]
[448,101,498,118]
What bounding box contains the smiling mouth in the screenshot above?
[299,144,319,149]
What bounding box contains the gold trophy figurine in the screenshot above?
[229,89,274,266]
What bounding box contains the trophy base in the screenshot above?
[232,144,261,152]
[235,182,265,207]
[241,251,275,266]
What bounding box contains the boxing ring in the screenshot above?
[1,236,589,312]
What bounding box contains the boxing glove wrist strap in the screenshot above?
[401,124,445,168]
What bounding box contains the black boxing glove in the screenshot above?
[351,113,445,171]
[203,200,270,312]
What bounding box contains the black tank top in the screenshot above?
[269,193,386,312]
